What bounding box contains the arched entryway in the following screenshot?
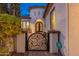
[35,19,44,32]
[26,19,49,51]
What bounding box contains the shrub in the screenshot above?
[0,14,21,55]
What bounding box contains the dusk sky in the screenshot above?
[20,3,47,16]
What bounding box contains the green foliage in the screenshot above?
[0,47,9,55]
[0,14,21,55]
[0,4,6,13]
[0,14,21,38]
[12,3,20,9]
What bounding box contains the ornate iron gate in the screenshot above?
[27,32,48,51]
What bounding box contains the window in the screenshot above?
[21,21,30,31]
[21,22,26,30]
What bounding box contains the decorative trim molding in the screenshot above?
[29,6,47,10]
[43,3,53,18]
[20,16,31,19]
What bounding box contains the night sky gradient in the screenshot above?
[20,3,47,16]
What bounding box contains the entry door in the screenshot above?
[35,22,43,32]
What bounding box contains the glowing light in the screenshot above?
[26,22,30,29]
[36,19,44,23]
[21,21,30,31]
[52,12,56,30]
[35,19,43,32]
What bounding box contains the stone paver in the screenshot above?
[11,51,62,56]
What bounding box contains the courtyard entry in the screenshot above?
[26,19,49,51]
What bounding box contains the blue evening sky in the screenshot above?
[20,3,47,16]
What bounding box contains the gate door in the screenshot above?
[27,32,48,51]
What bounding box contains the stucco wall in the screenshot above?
[45,3,68,55]
[54,3,68,55]
[45,4,58,54]
[29,23,35,35]
[16,34,25,53]
[30,8,45,33]
[30,8,45,23]
[68,4,79,56]
[45,12,50,32]
[49,33,58,53]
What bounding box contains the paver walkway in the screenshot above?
[11,51,62,56]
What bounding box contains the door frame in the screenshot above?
[25,32,49,51]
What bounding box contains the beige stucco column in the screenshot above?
[16,33,25,53]
[49,33,58,53]
[68,3,79,56]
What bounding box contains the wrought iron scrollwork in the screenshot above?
[27,32,48,51]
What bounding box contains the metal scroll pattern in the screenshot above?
[28,32,48,50]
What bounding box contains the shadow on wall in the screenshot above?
[60,33,65,55]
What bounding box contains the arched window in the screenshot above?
[35,19,43,32]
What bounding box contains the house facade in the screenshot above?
[43,3,79,56]
[13,3,79,56]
